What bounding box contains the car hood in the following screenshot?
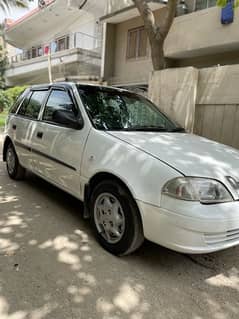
[108,131,239,194]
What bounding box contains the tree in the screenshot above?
[0,0,28,13]
[132,0,177,70]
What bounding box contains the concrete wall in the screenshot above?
[165,7,239,59]
[101,23,116,80]
[104,6,239,87]
[148,64,239,149]
[194,65,239,149]
[105,0,195,16]
[148,67,199,132]
[112,14,152,86]
[107,8,174,86]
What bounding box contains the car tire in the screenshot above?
[90,179,144,256]
[6,143,25,180]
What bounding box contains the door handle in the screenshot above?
[36,131,43,139]
[12,124,16,130]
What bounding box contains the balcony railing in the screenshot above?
[8,31,102,66]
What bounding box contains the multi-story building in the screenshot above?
[4,0,104,86]
[100,0,239,91]
[5,0,239,90]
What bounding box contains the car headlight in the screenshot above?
[162,177,233,204]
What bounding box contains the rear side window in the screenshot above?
[18,90,47,119]
[43,89,77,123]
[9,90,27,114]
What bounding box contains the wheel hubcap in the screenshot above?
[94,193,125,244]
[7,148,16,175]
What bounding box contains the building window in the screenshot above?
[37,46,43,57]
[56,35,70,52]
[32,47,37,58]
[126,27,147,60]
[195,0,217,11]
[26,46,43,60]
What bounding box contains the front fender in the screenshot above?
[81,129,182,207]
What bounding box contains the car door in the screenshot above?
[30,86,91,198]
[10,89,48,171]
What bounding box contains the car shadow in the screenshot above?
[0,167,238,319]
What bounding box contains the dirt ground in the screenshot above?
[0,132,238,319]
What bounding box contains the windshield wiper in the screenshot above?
[169,127,185,132]
[124,125,169,132]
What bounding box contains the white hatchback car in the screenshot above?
[3,83,239,255]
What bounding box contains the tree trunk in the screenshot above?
[133,0,177,71]
[150,39,165,70]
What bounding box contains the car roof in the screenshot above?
[29,82,130,93]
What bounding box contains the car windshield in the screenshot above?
[77,85,184,132]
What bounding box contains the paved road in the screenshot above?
[0,132,238,319]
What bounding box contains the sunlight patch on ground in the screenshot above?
[113,283,140,313]
[0,238,19,254]
[96,282,150,318]
[0,195,18,204]
[206,267,239,291]
[38,230,92,273]
[0,296,57,319]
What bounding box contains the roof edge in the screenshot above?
[5,0,56,32]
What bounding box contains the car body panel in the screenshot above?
[81,128,182,207]
[108,131,239,199]
[30,120,91,198]
[7,115,35,170]
[138,199,239,253]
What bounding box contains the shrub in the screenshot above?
[0,90,11,112]
[0,86,28,112]
[4,86,28,106]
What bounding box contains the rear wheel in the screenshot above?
[6,143,25,180]
[90,180,144,256]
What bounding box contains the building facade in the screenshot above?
[4,0,104,86]
[5,0,239,89]
[100,0,239,91]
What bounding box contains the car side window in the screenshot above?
[17,92,33,116]
[9,90,27,114]
[43,89,77,123]
[18,90,47,119]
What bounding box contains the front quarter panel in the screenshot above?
[81,129,181,207]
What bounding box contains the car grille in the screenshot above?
[205,228,239,245]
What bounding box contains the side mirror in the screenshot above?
[52,109,84,130]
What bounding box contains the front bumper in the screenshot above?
[137,197,239,254]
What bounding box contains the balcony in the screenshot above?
[105,0,133,16]
[101,0,164,23]
[165,6,239,59]
[6,32,102,86]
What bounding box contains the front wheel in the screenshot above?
[6,143,25,180]
[90,180,144,256]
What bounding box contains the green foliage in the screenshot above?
[0,111,7,127]
[4,86,28,105]
[0,40,7,89]
[0,86,27,112]
[0,1,29,13]
[217,0,239,8]
[0,90,10,112]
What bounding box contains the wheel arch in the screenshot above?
[83,171,141,219]
[88,171,137,198]
[2,136,13,162]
